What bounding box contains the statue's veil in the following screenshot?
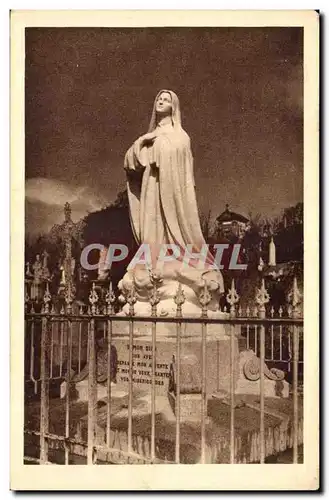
[148,89,182,133]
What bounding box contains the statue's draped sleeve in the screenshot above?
[124,139,148,244]
[154,133,204,249]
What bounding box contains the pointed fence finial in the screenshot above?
[287,276,302,317]
[226,279,240,317]
[149,275,160,317]
[126,285,137,316]
[105,281,116,314]
[255,279,270,318]
[89,282,99,315]
[64,283,74,314]
[43,283,51,313]
[199,280,212,318]
[174,283,185,317]
[278,305,283,318]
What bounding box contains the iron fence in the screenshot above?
[24,276,303,465]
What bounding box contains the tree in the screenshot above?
[82,189,136,286]
[274,202,303,263]
[200,209,213,242]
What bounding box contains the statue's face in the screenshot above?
[155,92,172,116]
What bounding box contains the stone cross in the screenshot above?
[49,202,85,298]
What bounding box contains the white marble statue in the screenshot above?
[119,90,224,317]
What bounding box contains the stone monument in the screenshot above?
[66,90,289,419]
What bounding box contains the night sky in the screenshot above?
[25,27,303,235]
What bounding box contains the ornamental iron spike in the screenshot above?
[287,305,293,318]
[60,304,65,315]
[287,276,302,317]
[127,285,137,316]
[199,280,211,317]
[64,283,74,313]
[270,306,275,318]
[149,270,161,317]
[87,305,91,315]
[278,306,283,318]
[105,281,116,314]
[174,283,185,307]
[226,279,239,316]
[149,284,160,313]
[174,283,185,317]
[246,306,251,317]
[79,304,84,315]
[148,268,163,287]
[30,303,35,314]
[43,283,51,313]
[253,306,258,317]
[238,306,242,317]
[255,279,270,315]
[89,282,99,315]
[50,303,55,315]
[148,269,160,307]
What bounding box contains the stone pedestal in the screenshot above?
[168,392,203,421]
[235,350,290,398]
[110,327,240,397]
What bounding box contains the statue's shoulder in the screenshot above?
[180,129,191,145]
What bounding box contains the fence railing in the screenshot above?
[24,277,303,465]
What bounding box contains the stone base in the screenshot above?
[112,317,231,339]
[235,349,290,398]
[110,333,240,396]
[66,325,289,406]
[235,378,289,398]
[168,391,203,422]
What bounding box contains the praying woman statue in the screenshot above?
[119,90,224,317]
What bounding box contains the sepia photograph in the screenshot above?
[10,10,319,490]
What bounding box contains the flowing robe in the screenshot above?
[124,126,213,266]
